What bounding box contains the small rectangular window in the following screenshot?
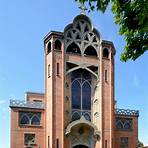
[48,136,50,148]
[56,138,59,148]
[105,140,107,148]
[24,133,35,145]
[48,64,50,77]
[56,63,59,76]
[120,137,128,148]
[105,70,108,82]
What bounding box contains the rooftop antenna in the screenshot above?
[79,3,87,15]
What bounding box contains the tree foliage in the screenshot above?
[76,0,148,61]
[138,140,144,148]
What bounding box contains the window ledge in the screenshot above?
[19,124,42,128]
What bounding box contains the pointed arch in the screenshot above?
[103,48,109,58]
[66,42,81,55]
[55,39,61,50]
[20,114,30,125]
[84,45,98,57]
[116,120,123,129]
[47,42,51,53]
[31,115,40,125]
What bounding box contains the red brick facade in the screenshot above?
[10,14,139,148]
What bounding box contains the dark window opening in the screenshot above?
[48,136,50,148]
[105,140,107,148]
[48,64,50,77]
[56,63,59,76]
[47,42,51,53]
[105,70,108,82]
[55,40,61,50]
[33,100,42,102]
[66,42,81,55]
[103,48,109,58]
[56,139,59,148]
[84,46,97,57]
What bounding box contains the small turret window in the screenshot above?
[47,42,51,53]
[55,40,61,50]
[103,48,109,58]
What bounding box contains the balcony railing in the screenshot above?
[10,100,44,109]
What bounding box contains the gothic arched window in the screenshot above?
[31,115,40,125]
[20,114,30,125]
[55,40,61,50]
[47,42,51,53]
[84,46,97,57]
[82,82,91,110]
[71,70,91,121]
[103,48,109,58]
[72,80,81,109]
[66,42,81,55]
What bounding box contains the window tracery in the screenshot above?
[71,70,91,121]
[65,18,100,57]
[19,112,41,126]
[116,118,132,131]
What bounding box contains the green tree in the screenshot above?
[76,0,148,61]
[138,140,144,148]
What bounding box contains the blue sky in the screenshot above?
[0,0,147,147]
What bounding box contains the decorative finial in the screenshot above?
[79,3,87,15]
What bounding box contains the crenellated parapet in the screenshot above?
[9,100,45,110]
[115,108,139,117]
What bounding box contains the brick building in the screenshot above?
[10,12,139,148]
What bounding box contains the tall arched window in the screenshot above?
[71,70,91,121]
[72,80,81,109]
